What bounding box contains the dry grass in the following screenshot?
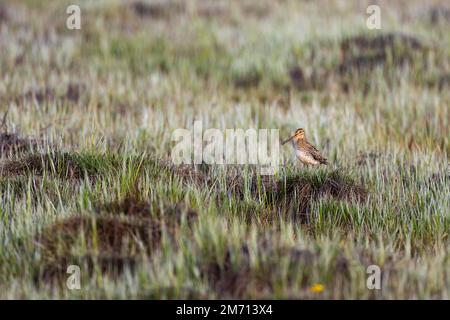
[0,0,448,299]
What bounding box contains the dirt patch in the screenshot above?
[428,6,450,25]
[66,82,86,102]
[287,63,331,92]
[101,195,152,217]
[287,33,433,94]
[0,3,12,24]
[0,132,40,155]
[338,33,427,74]
[196,1,230,20]
[283,172,367,202]
[0,153,87,179]
[37,216,157,256]
[170,164,367,222]
[338,52,397,74]
[0,5,8,23]
[233,71,262,89]
[240,1,271,19]
[131,0,185,19]
[269,172,367,223]
[437,74,450,90]
[16,83,86,104]
[99,194,198,226]
[288,66,307,89]
[34,215,152,283]
[0,154,52,176]
[35,194,198,283]
[19,87,56,104]
[427,73,450,90]
[170,163,213,186]
[340,33,425,58]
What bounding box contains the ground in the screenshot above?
[0,0,449,299]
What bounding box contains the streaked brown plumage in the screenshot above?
[281,128,327,166]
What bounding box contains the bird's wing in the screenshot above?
[306,142,327,163]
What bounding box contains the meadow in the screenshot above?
[0,0,448,299]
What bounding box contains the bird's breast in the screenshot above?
[295,149,320,165]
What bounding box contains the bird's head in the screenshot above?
[281,128,305,145]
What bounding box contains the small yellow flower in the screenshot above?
[309,283,324,293]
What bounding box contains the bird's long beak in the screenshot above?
[281,134,295,145]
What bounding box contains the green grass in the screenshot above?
[0,0,448,299]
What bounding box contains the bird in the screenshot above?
[281,128,327,166]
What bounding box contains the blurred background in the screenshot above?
[0,0,448,299]
[0,0,448,154]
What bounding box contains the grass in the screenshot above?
[0,0,449,299]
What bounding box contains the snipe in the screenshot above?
[282,128,327,166]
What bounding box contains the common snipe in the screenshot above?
[281,128,327,166]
